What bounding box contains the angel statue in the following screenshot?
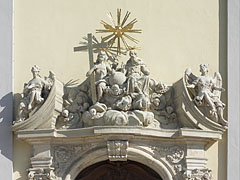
[15,65,54,123]
[185,64,227,126]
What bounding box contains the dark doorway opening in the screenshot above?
[75,160,163,180]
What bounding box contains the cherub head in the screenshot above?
[111,84,121,96]
[152,98,160,107]
[62,109,69,118]
[89,108,97,116]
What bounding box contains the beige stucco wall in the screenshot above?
[13,0,227,179]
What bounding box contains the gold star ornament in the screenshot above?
[96,9,142,55]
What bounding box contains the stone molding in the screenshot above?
[13,127,221,180]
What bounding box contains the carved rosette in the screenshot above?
[52,144,95,177]
[107,140,128,161]
[151,145,185,173]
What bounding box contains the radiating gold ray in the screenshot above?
[96,29,114,33]
[117,37,121,54]
[121,11,131,27]
[117,9,121,25]
[100,20,115,31]
[107,12,116,27]
[108,36,117,48]
[123,33,139,43]
[122,18,137,30]
[125,29,142,33]
[96,9,141,55]
[102,33,115,42]
[120,36,130,50]
[122,24,134,32]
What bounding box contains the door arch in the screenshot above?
[75,160,163,180]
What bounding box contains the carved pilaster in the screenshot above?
[28,144,57,180]
[107,140,128,161]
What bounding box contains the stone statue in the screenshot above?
[15,65,54,123]
[86,51,112,102]
[56,109,79,129]
[125,50,150,96]
[185,64,227,126]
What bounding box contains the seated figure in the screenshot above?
[125,50,150,96]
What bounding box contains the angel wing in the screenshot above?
[184,68,198,86]
[184,68,198,97]
[213,72,223,99]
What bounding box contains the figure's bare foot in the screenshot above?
[28,104,32,110]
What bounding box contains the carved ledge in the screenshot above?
[12,79,63,131]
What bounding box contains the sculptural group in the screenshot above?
[57,50,176,129]
[14,51,227,130]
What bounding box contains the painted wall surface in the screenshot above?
[13,0,227,180]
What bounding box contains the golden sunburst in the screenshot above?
[96,9,142,55]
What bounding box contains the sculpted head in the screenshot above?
[97,51,107,63]
[129,50,137,59]
[111,84,121,95]
[89,108,97,116]
[62,109,69,118]
[199,64,208,75]
[31,65,40,78]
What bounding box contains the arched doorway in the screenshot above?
[75,160,163,180]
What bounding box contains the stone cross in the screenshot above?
[74,33,108,104]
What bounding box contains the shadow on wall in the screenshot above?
[0,92,13,161]
[218,0,227,180]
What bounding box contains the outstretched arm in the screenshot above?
[86,65,97,77]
